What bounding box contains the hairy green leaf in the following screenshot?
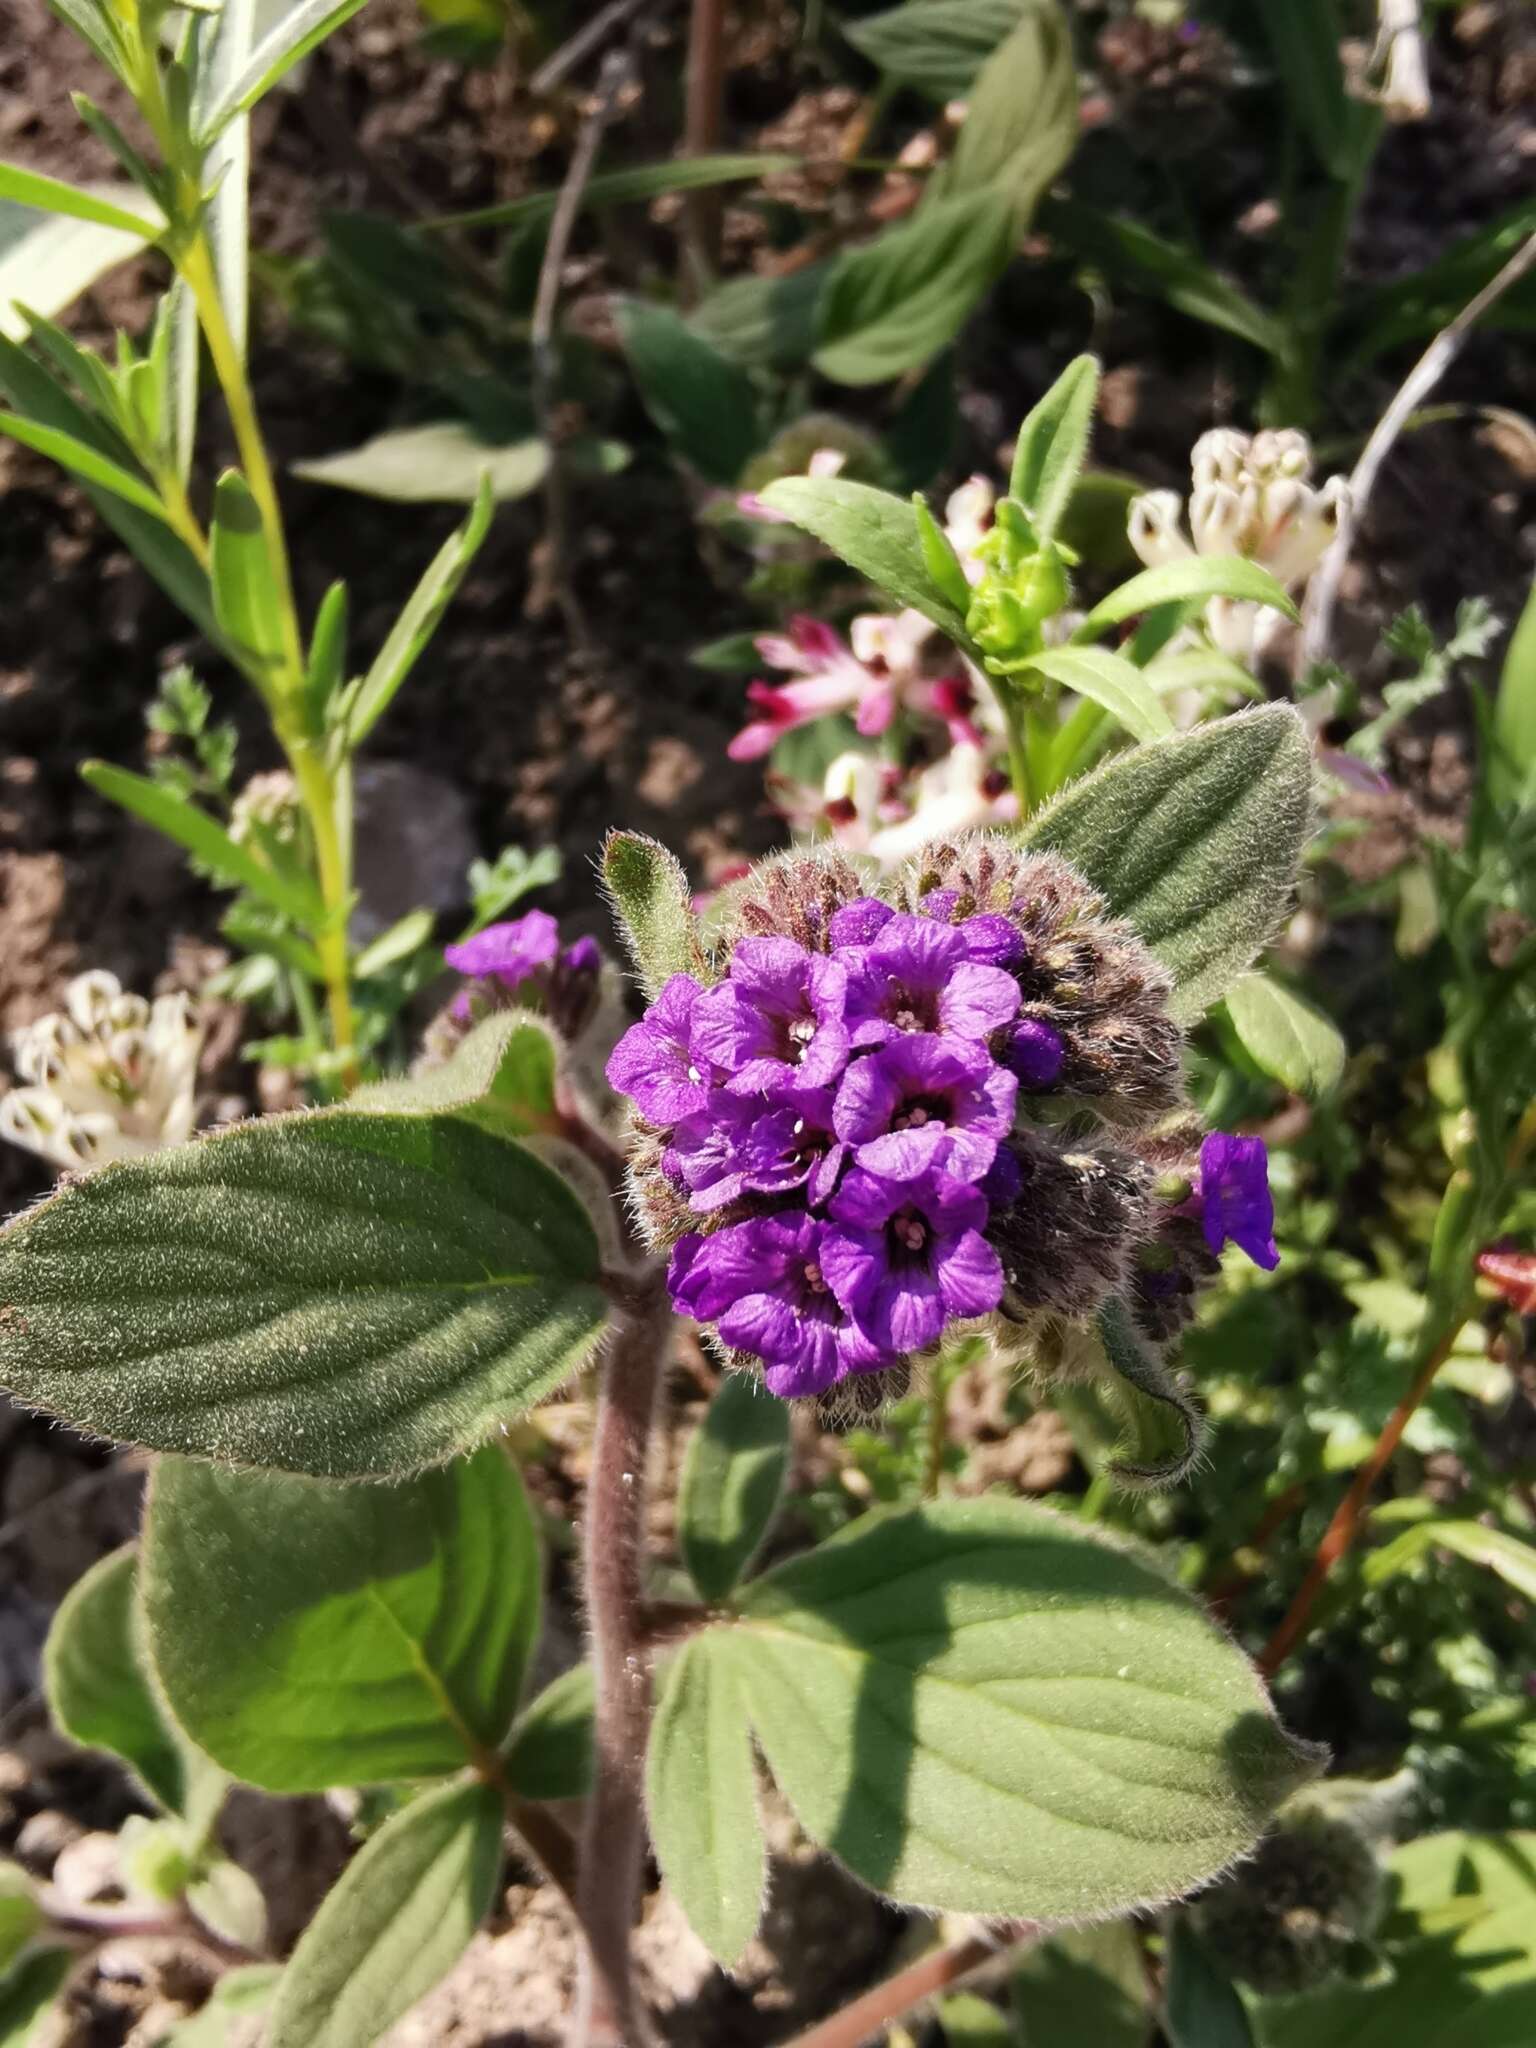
[1024,705,1314,1021]
[1023,646,1173,746]
[44,1548,190,1813]
[350,1012,558,1135]
[144,1445,540,1790]
[601,830,707,998]
[814,190,1016,387]
[265,1779,503,2048]
[679,1371,790,1601]
[1008,353,1098,544]
[725,1496,1318,1920]
[1096,1297,1209,1490]
[755,475,975,648]
[615,299,760,486]
[0,1110,607,1478]
[646,1637,766,1966]
[1224,974,1345,1098]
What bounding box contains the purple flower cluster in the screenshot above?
[604,864,1280,1403]
[444,911,601,1037]
[607,902,1050,1399]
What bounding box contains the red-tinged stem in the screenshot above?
[1257,1324,1460,1678]
[682,0,726,290]
[778,1923,1040,2048]
[572,1272,673,2047]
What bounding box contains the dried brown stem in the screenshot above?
[681,0,726,292]
[779,1923,1039,2048]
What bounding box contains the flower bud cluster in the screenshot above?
[0,971,202,1172]
[1192,1810,1384,1995]
[426,909,603,1060]
[1128,428,1349,661]
[606,841,1277,1402]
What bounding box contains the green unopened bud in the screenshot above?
[120,1819,195,1904]
[0,1861,44,1974]
[1193,1813,1383,1996]
[1154,1172,1194,1206]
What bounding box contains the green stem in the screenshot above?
[997,681,1035,817]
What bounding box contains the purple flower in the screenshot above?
[665,1084,846,1212]
[668,1215,886,1397]
[605,973,711,1125]
[839,914,1019,1049]
[828,897,894,949]
[691,938,849,1094]
[956,914,1024,966]
[1198,1132,1279,1271]
[1003,1018,1066,1090]
[832,1033,1016,1183]
[822,1169,1003,1354]
[560,935,602,976]
[444,910,561,989]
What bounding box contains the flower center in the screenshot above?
[892,1212,928,1255]
[802,1259,829,1293]
[892,1093,947,1132]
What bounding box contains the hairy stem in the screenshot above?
[573,1273,672,2046]
[781,1923,1040,2048]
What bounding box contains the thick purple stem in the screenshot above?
[573,1272,672,2046]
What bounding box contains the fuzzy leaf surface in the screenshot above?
[0,1110,606,1478]
[724,1496,1318,1919]
[601,831,708,997]
[350,1011,557,1134]
[265,1779,503,2048]
[44,1547,205,1817]
[843,0,1028,99]
[646,1637,766,1966]
[756,476,975,648]
[1023,646,1172,746]
[1164,1919,1254,2048]
[1007,353,1097,544]
[143,1445,539,1791]
[679,1371,790,1601]
[504,1664,594,1800]
[1224,974,1345,1097]
[1024,704,1314,1022]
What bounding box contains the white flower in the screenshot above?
[1128,429,1349,662]
[869,744,1016,865]
[229,768,300,847]
[1,971,203,1172]
[942,476,997,579]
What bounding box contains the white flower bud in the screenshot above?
[1190,480,1246,556]
[1127,490,1191,569]
[943,476,996,572]
[1191,429,1249,490]
[807,447,848,479]
[67,970,123,1035]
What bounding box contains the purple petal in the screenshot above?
[827,1165,900,1231]
[1199,1132,1279,1271]
[1003,1019,1066,1090]
[829,898,894,949]
[938,962,1021,1041]
[854,1123,960,1179]
[819,1227,886,1317]
[959,913,1025,966]
[873,1266,946,1354]
[934,1230,1004,1319]
[444,909,561,985]
[919,890,961,923]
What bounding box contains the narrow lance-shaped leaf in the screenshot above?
[343,472,493,742]
[1009,353,1098,543]
[615,298,761,487]
[0,186,155,343]
[0,160,162,238]
[1022,645,1173,746]
[646,1637,766,1967]
[679,1369,790,1601]
[193,0,257,357]
[144,1446,541,1789]
[1492,576,1536,798]
[294,425,549,507]
[601,830,708,998]
[0,1109,609,1478]
[197,0,369,137]
[913,493,972,614]
[757,474,976,649]
[80,760,325,928]
[210,469,287,682]
[425,153,797,234]
[265,1779,504,2048]
[1023,704,1314,1022]
[0,410,166,516]
[723,1495,1320,1921]
[1072,556,1298,644]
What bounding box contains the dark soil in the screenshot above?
[2,0,1535,2038]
